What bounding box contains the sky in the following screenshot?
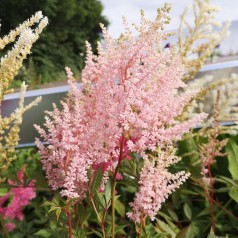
[100,0,238,38]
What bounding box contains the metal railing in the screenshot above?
[2,60,238,148]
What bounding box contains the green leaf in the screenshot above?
[216,176,237,187]
[12,233,25,238]
[94,191,106,209]
[144,223,161,237]
[87,167,93,178]
[34,230,51,237]
[73,228,87,238]
[77,204,92,224]
[177,224,199,238]
[181,189,199,196]
[48,204,60,212]
[225,140,238,179]
[195,207,210,218]
[0,188,8,196]
[167,209,178,222]
[90,168,103,193]
[48,206,62,221]
[207,228,217,238]
[158,211,173,222]
[156,219,176,238]
[115,198,125,217]
[229,186,238,203]
[115,224,128,234]
[106,225,112,237]
[183,203,192,220]
[157,212,179,233]
[91,229,104,238]
[105,179,111,204]
[55,208,62,220]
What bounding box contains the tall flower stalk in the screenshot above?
[36,3,206,237]
[199,91,228,231]
[0,11,48,183]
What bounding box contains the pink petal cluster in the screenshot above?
[0,166,36,232]
[127,149,189,222]
[35,8,205,200]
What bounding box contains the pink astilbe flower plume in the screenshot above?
[127,147,190,222]
[35,3,206,204]
[0,166,36,232]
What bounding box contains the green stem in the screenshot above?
[90,197,107,238]
[111,181,117,238]
[139,220,143,238]
[138,213,145,238]
[0,214,10,238]
[111,135,125,238]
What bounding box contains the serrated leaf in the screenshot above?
[157,213,179,234]
[167,209,178,222]
[215,187,230,193]
[216,176,237,187]
[106,224,127,238]
[156,219,176,237]
[158,211,173,221]
[144,223,161,237]
[181,189,199,196]
[225,140,238,179]
[105,179,111,204]
[34,230,51,237]
[94,191,106,209]
[123,185,137,193]
[73,228,87,238]
[115,199,125,217]
[48,206,60,213]
[105,224,112,237]
[41,201,53,207]
[115,224,127,234]
[195,207,210,218]
[183,203,192,220]
[90,168,103,193]
[55,208,62,220]
[207,228,217,238]
[229,186,238,203]
[91,229,104,238]
[78,204,92,224]
[87,167,93,178]
[177,224,199,238]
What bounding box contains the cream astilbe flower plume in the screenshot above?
[178,0,230,81]
[0,12,48,183]
[0,11,48,100]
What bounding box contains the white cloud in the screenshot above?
[100,0,238,38]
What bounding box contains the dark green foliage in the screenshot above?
[0,0,109,84]
[3,134,238,237]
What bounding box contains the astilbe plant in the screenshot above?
[199,91,228,232]
[0,11,48,237]
[177,0,229,81]
[0,166,36,233]
[35,3,206,237]
[0,11,48,183]
[181,73,238,135]
[175,0,238,136]
[127,147,189,223]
